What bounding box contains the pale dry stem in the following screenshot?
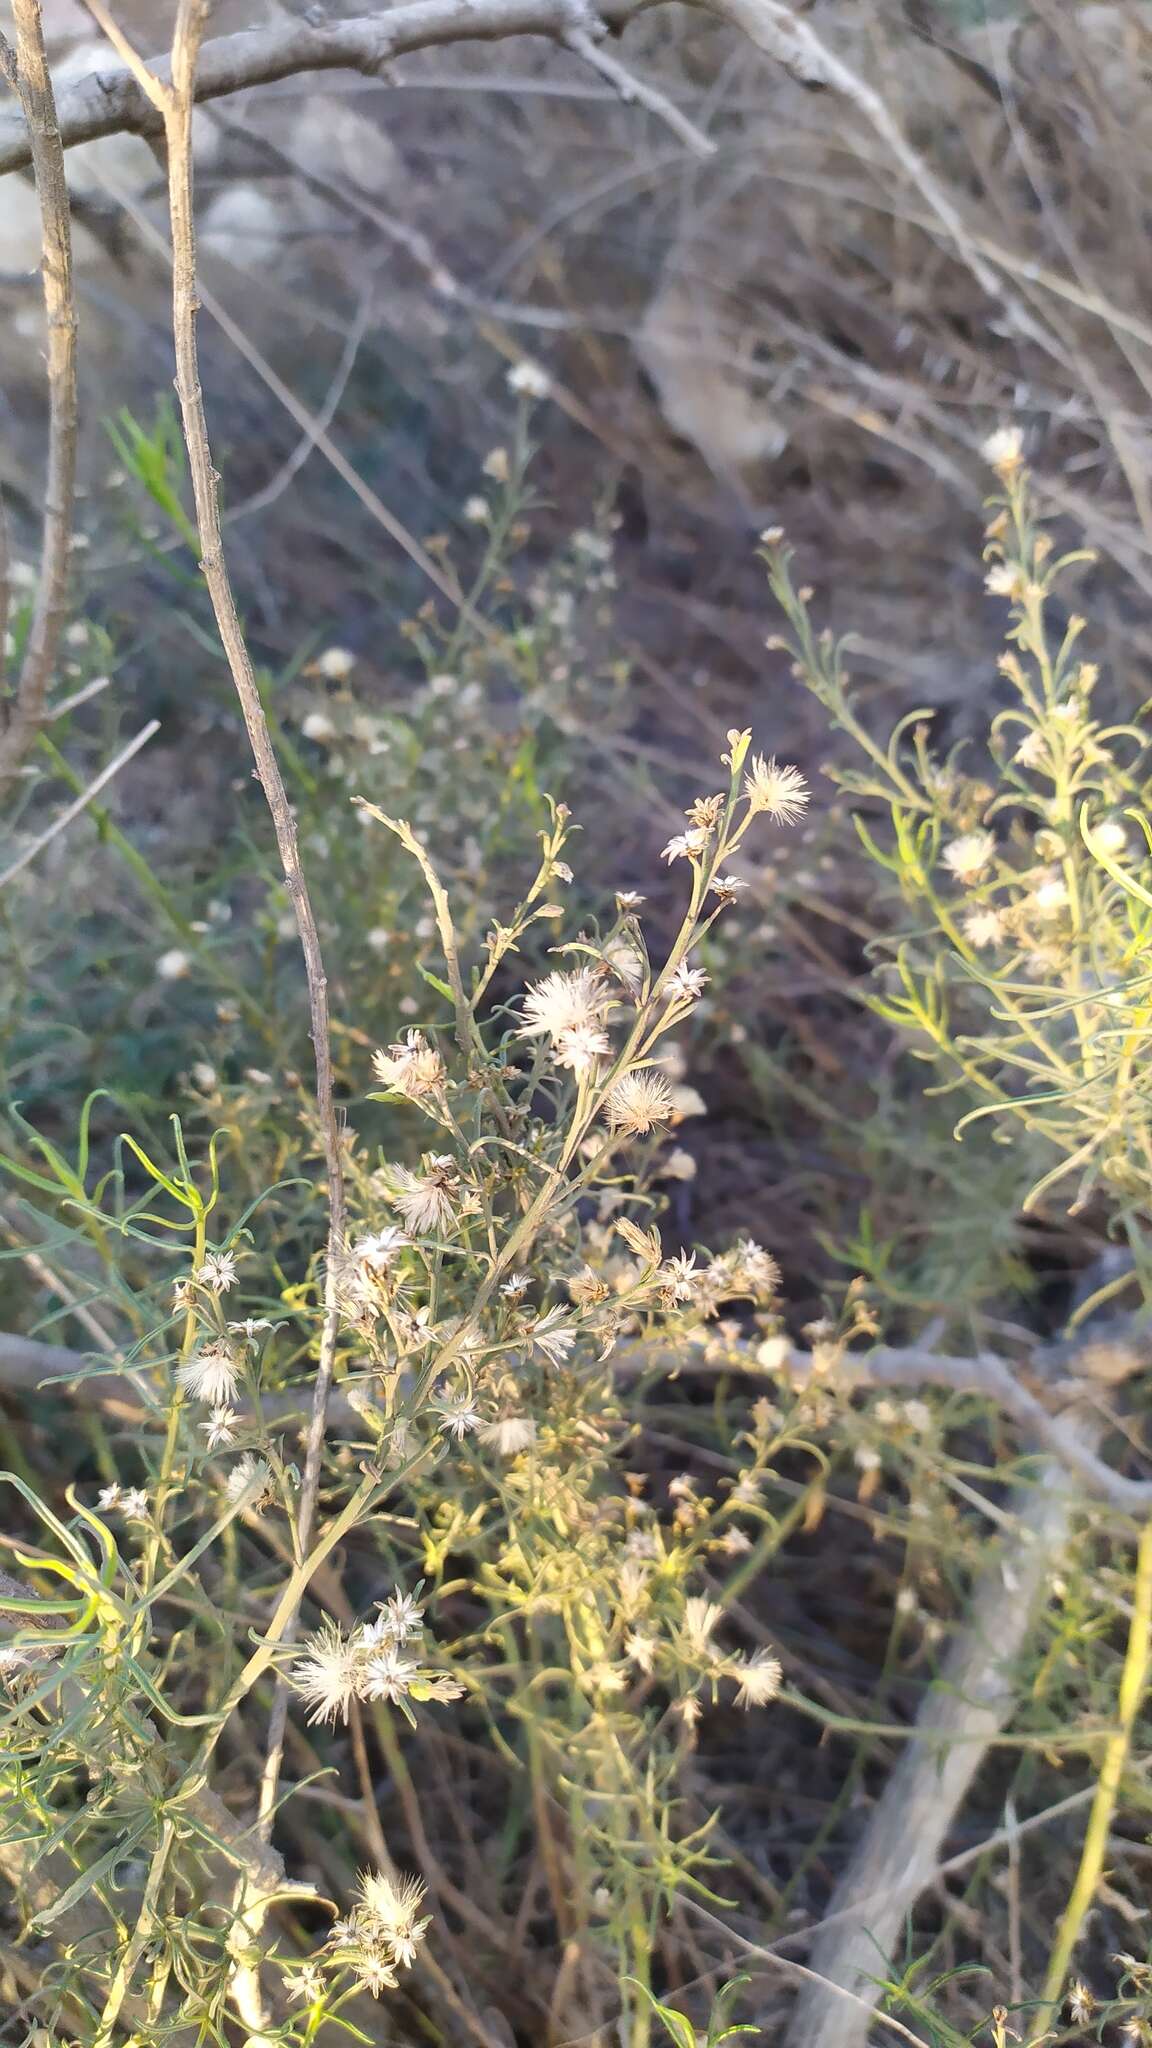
[0,0,79,793]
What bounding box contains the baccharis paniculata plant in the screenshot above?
[0,728,812,2044]
[765,429,1152,1287]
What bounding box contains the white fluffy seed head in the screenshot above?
[604,1069,674,1134]
[177,1342,240,1405]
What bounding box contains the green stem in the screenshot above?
[1029,1517,1152,2040]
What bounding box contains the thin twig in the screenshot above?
[47,671,112,720]
[0,2,79,794]
[225,288,375,525]
[76,0,171,111]
[0,0,656,177]
[64,4,354,2019]
[83,159,484,630]
[764,1782,1101,1963]
[0,717,159,891]
[0,1207,120,1353]
[562,24,717,156]
[159,0,347,1821]
[354,802,478,1060]
[683,1900,938,2048]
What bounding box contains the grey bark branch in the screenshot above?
[781,1441,1089,2048]
[2,1326,1149,1508]
[631,1338,1152,1511]
[0,0,656,178]
[0,1328,360,1434]
[818,1345,1152,1513]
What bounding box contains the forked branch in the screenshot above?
[0,0,658,175]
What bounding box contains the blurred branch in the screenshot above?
[716,0,1002,293]
[226,286,375,523]
[46,670,112,719]
[828,1343,1152,1512]
[899,0,1004,107]
[87,159,485,628]
[0,716,158,890]
[562,22,717,155]
[0,0,1071,393]
[0,1328,359,1435]
[0,1,78,794]
[0,0,661,177]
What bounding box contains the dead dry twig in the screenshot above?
[781,1440,1088,2048]
[0,1,78,794]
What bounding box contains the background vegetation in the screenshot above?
[2,3,1152,2045]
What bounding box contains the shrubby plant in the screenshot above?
[0,725,828,2044]
[4,0,1152,2040]
[7,411,1152,2048]
[764,434,1152,2048]
[767,429,1152,1305]
[0,400,628,1163]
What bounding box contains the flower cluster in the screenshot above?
[371,1028,446,1100]
[289,1593,464,1726]
[325,1869,431,1997]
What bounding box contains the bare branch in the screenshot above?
[826,1344,1152,1512]
[0,1328,359,1435]
[562,22,717,156]
[0,0,658,178]
[82,157,485,629]
[109,0,357,2016]
[714,0,1004,294]
[768,1783,1099,1963]
[46,670,111,719]
[225,287,376,525]
[77,0,170,113]
[6,1321,1151,1511]
[629,1336,1152,1512]
[0,0,79,793]
[0,716,158,891]
[686,1900,939,2048]
[783,1445,1087,2048]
